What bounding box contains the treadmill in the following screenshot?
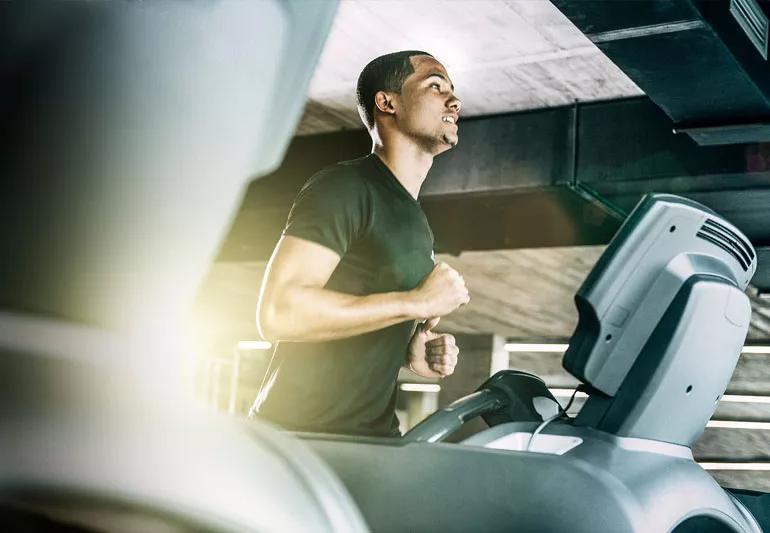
[303,193,767,533]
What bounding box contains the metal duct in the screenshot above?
[552,0,770,145]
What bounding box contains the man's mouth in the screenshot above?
[442,115,458,125]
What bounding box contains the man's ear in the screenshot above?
[374,91,396,115]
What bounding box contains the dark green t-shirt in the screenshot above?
[253,154,434,437]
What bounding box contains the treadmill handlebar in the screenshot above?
[403,370,561,443]
[403,389,507,443]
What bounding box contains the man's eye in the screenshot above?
[430,83,441,90]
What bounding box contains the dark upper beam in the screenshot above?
[217,96,770,290]
[553,0,770,145]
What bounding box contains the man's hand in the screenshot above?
[410,262,470,320]
[406,317,459,379]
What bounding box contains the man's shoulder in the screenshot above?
[303,155,374,192]
[316,155,373,179]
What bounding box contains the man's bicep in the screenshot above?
[257,236,341,339]
[265,235,342,290]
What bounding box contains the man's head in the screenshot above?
[356,51,461,155]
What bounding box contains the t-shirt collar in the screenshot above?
[368,153,420,203]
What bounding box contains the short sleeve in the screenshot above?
[283,169,372,257]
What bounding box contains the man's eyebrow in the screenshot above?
[424,73,454,92]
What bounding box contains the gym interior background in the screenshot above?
[186,1,770,492]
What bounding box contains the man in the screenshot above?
[251,51,469,437]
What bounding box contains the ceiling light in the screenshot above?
[504,343,770,354]
[721,394,770,404]
[504,343,569,353]
[742,345,770,354]
[550,389,770,405]
[400,383,441,393]
[698,462,770,471]
[707,420,770,430]
[237,340,272,350]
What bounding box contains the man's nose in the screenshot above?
[448,94,461,114]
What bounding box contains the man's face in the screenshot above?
[392,55,461,155]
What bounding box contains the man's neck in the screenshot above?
[372,137,434,199]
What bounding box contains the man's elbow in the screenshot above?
[257,284,317,342]
[256,302,281,343]
[258,289,305,342]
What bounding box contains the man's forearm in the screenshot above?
[259,286,425,342]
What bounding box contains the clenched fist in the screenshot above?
[406,317,459,379]
[411,262,470,320]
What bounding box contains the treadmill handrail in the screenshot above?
[403,389,506,443]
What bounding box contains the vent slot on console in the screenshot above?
[696,218,754,272]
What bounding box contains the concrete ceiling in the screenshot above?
[438,247,770,340]
[193,248,770,350]
[297,0,642,135]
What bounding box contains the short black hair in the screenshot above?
[356,50,433,130]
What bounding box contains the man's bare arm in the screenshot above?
[256,235,468,342]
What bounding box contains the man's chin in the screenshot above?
[437,133,459,152]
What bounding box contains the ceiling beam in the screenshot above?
[218,96,770,291]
